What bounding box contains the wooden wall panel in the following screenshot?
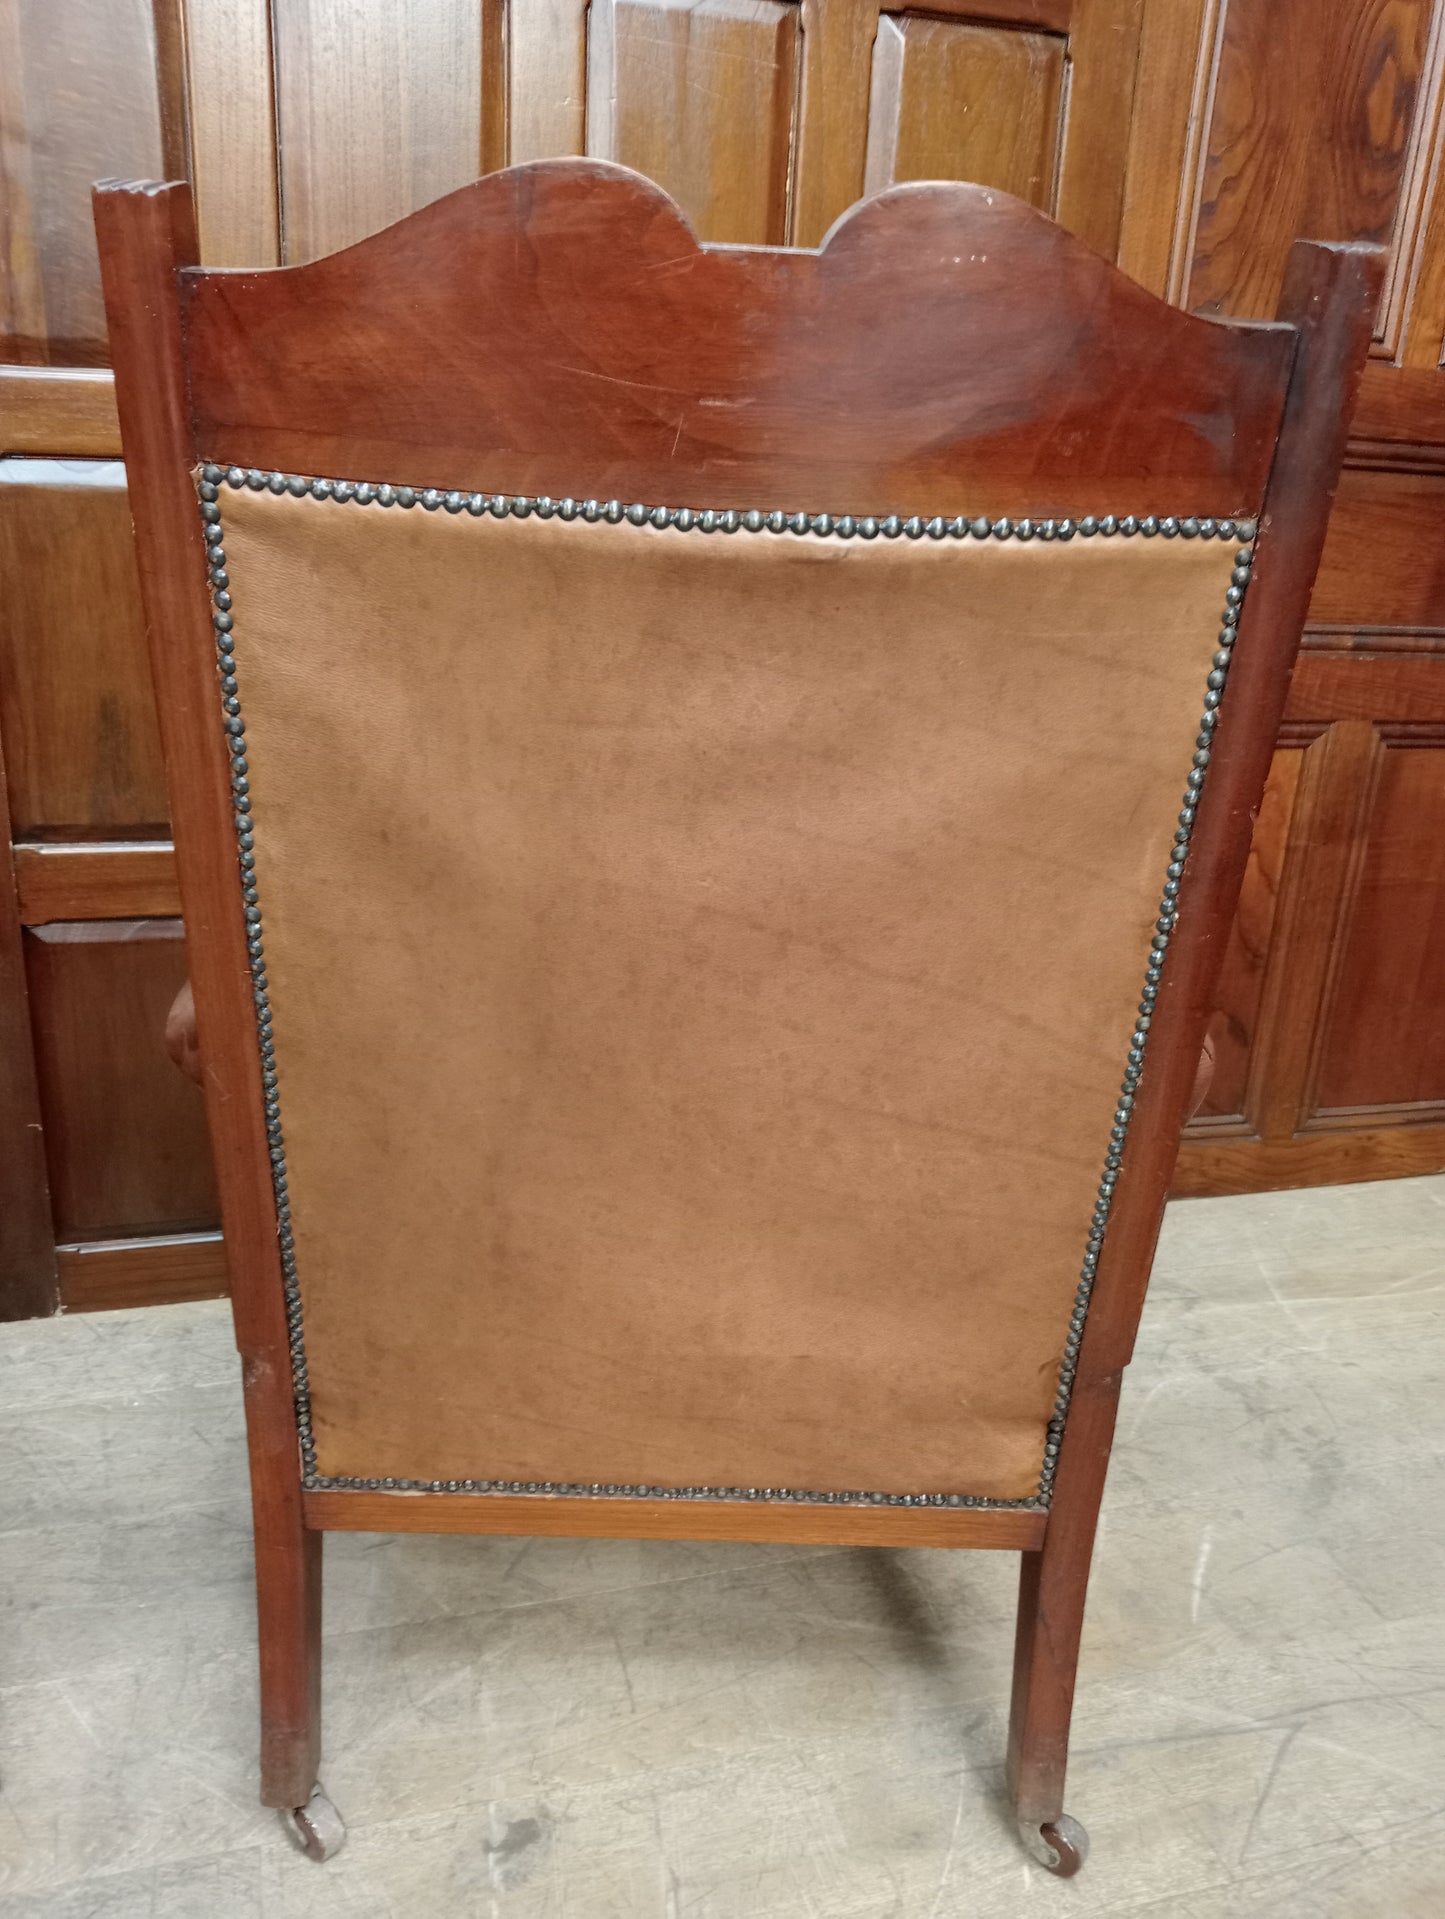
[0,0,166,363]
[1170,0,1445,1197]
[1051,0,1145,258]
[180,0,281,268]
[864,16,1066,209]
[508,0,588,165]
[0,726,55,1320]
[1189,0,1430,320]
[1311,736,1445,1112]
[1195,749,1303,1121]
[271,0,485,262]
[24,920,218,1240]
[1309,467,1445,630]
[587,0,801,245]
[0,459,169,835]
[1117,0,1217,299]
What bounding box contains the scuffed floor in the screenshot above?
[2,1176,1444,1916]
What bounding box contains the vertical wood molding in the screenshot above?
[587,0,802,245]
[506,0,587,164]
[181,0,282,267]
[1247,721,1385,1140]
[0,0,49,359]
[581,0,617,167]
[270,0,485,264]
[791,0,881,247]
[152,0,195,187]
[1118,0,1223,295]
[1052,0,1146,258]
[480,0,509,174]
[1394,0,1445,365]
[0,728,58,1320]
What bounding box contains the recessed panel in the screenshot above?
[25,921,219,1241]
[588,0,800,243]
[0,460,169,837]
[865,14,1066,209]
[272,0,484,262]
[1191,748,1303,1124]
[1313,739,1445,1115]
[1309,468,1445,630]
[0,0,164,362]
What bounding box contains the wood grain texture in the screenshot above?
[864,15,1065,210]
[1288,649,1445,721]
[1117,0,1219,299]
[271,0,483,263]
[1353,360,1445,444]
[588,0,801,245]
[1187,748,1304,1124]
[181,162,1297,515]
[0,726,57,1321]
[181,0,281,268]
[0,368,121,456]
[1173,1121,1445,1194]
[507,0,588,163]
[1309,466,1445,626]
[1376,0,1445,361]
[884,0,1074,25]
[1250,722,1385,1142]
[0,0,46,359]
[0,0,166,363]
[13,842,180,924]
[1311,734,1445,1110]
[57,1228,228,1311]
[1007,1365,1120,1836]
[23,919,218,1240]
[789,0,877,247]
[1051,0,1145,258]
[304,1488,1046,1549]
[95,178,318,1811]
[1190,0,1429,320]
[0,458,169,835]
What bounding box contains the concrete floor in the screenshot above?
[2,1177,1444,1917]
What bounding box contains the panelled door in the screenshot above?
[180,0,1140,262]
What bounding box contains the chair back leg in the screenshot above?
[250,1417,323,1810]
[1006,1368,1122,1875]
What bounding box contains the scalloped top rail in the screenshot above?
[178,160,1297,518]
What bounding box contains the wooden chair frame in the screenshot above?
[94,161,1380,1873]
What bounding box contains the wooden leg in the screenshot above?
[244,1355,323,1811]
[1006,1367,1122,1877]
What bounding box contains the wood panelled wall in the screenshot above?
[2,0,1444,1315]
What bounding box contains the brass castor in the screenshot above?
[281,1785,347,1861]
[1019,1813,1089,1876]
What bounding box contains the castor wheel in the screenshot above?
[281,1785,347,1861]
[1019,1813,1089,1876]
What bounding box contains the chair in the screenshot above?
[93,162,1379,1873]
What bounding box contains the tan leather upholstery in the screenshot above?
[220,489,1235,1500]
